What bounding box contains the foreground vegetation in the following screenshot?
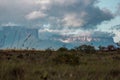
[0,48,120,80]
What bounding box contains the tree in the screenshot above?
[75,44,96,54]
[107,45,116,51]
[57,47,68,52]
[99,45,106,51]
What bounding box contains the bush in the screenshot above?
[1,67,25,80]
[107,45,116,51]
[75,45,96,54]
[57,47,68,52]
[53,53,79,65]
[9,67,25,80]
[45,48,53,54]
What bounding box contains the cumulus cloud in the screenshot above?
[38,26,115,45]
[0,0,114,29]
[25,0,114,29]
[62,13,86,27]
[26,11,47,20]
[113,30,120,42]
[111,24,120,42]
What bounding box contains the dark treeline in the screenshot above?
[46,44,120,53]
[1,44,120,53]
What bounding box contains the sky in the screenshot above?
[0,0,120,49]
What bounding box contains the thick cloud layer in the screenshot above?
[0,0,119,49]
[0,0,114,29]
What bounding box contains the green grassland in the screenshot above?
[0,50,120,80]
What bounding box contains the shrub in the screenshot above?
[2,67,25,80]
[75,45,96,54]
[53,53,79,65]
[99,45,106,51]
[9,67,25,80]
[107,45,116,51]
[57,47,68,52]
[17,54,24,59]
[45,48,53,54]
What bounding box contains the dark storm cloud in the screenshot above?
[26,0,114,29]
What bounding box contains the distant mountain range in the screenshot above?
[0,26,117,50]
